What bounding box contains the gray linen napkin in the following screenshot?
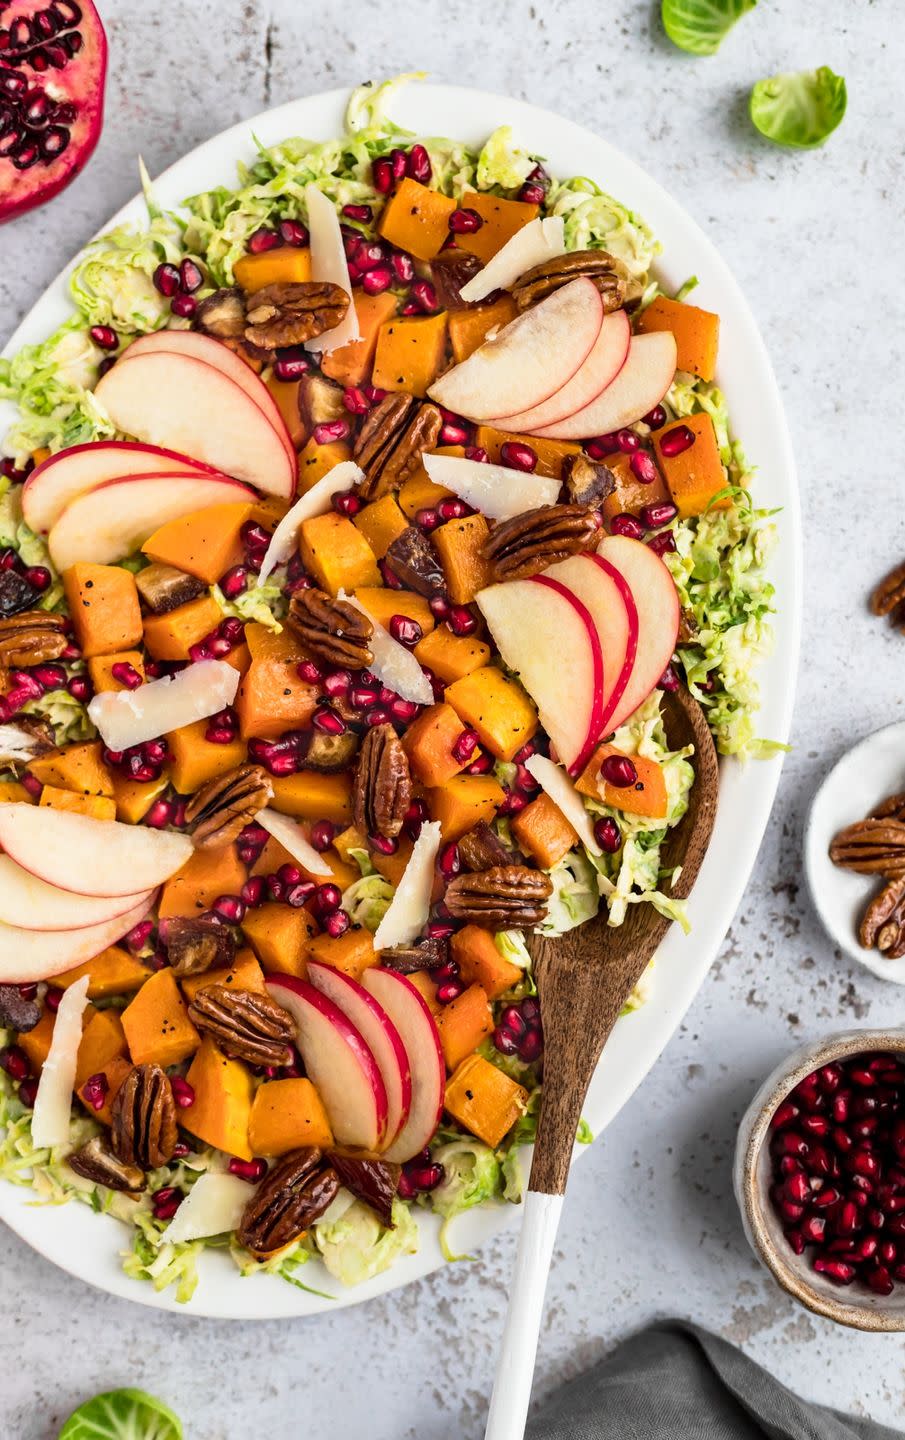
[527,1320,900,1440]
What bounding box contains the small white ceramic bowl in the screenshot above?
[805,720,905,984]
[734,1030,905,1331]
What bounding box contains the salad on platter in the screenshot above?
[0,75,778,1301]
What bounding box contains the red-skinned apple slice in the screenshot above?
[307,960,412,1148]
[265,974,387,1150]
[529,331,678,441]
[0,803,192,897]
[476,574,604,774]
[544,552,638,739]
[0,855,153,931]
[361,968,445,1164]
[22,440,223,535]
[47,472,256,571]
[596,534,680,730]
[428,277,604,422]
[94,351,296,497]
[491,308,631,433]
[123,330,296,475]
[0,894,154,984]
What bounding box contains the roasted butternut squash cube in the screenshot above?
[121,967,200,1068]
[600,450,671,523]
[397,459,455,520]
[87,650,146,694]
[511,792,579,870]
[445,666,537,761]
[371,836,415,890]
[248,1077,333,1156]
[434,982,493,1070]
[433,512,495,604]
[142,594,222,662]
[653,413,729,520]
[29,740,114,797]
[372,312,448,398]
[352,493,410,560]
[62,563,142,658]
[297,436,353,493]
[402,702,470,787]
[157,843,247,920]
[454,191,539,263]
[0,780,34,804]
[167,718,247,794]
[414,626,490,684]
[407,969,440,1014]
[350,586,435,635]
[39,785,116,820]
[448,296,518,363]
[308,927,377,982]
[377,177,457,261]
[635,294,719,382]
[182,1036,254,1160]
[75,1007,128,1089]
[142,503,254,586]
[77,1055,133,1126]
[110,771,170,824]
[241,902,317,979]
[331,824,369,866]
[321,290,398,386]
[266,376,306,451]
[234,246,312,293]
[299,511,382,595]
[180,949,266,1003]
[575,743,668,821]
[54,944,150,999]
[17,1008,56,1073]
[444,1053,529,1147]
[269,770,353,825]
[426,774,505,841]
[451,924,523,1001]
[235,621,317,741]
[475,425,580,480]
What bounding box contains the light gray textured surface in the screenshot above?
[1,2,903,1435]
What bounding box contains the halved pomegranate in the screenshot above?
[0,0,107,224]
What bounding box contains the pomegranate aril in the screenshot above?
[609,513,645,541]
[279,218,309,247]
[600,754,637,788]
[241,876,266,908]
[500,440,537,472]
[170,294,197,319]
[272,347,309,382]
[169,1075,195,1109]
[640,501,678,530]
[312,707,346,735]
[648,531,677,557]
[332,490,361,518]
[447,606,477,637]
[372,157,394,193]
[363,266,393,296]
[314,419,350,445]
[89,323,118,351]
[405,143,432,183]
[211,894,246,924]
[324,909,351,939]
[659,425,696,458]
[229,1157,268,1183]
[814,1257,856,1285]
[448,206,483,234]
[438,842,461,880]
[643,404,667,429]
[309,819,336,853]
[313,883,342,916]
[593,817,622,853]
[410,279,438,313]
[248,226,281,253]
[22,564,51,593]
[153,262,180,296]
[451,728,479,764]
[324,668,352,697]
[629,451,659,485]
[0,1045,30,1081]
[388,613,422,647]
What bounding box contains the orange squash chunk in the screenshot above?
[434,982,493,1070]
[352,493,409,560]
[87,649,146,694]
[0,780,34,805]
[251,832,357,891]
[351,586,435,635]
[414,626,490,684]
[426,773,505,841]
[445,666,538,761]
[512,792,579,870]
[269,770,353,825]
[407,969,440,1014]
[308,926,377,982]
[474,425,580,480]
[266,376,306,450]
[17,1009,57,1073]
[444,1052,528,1147]
[121,967,200,1068]
[377,177,457,261]
[248,1077,333,1156]
[40,785,116,820]
[321,290,398,386]
[180,949,266,1003]
[451,924,522,1001]
[157,843,247,920]
[600,450,671,523]
[142,503,254,586]
[433,512,495,604]
[111,771,170,824]
[63,563,142,658]
[371,836,415,890]
[297,436,353,493]
[397,456,456,519]
[299,510,382,595]
[636,294,719,382]
[234,246,311,293]
[575,743,668,820]
[167,718,247,794]
[29,740,114,797]
[241,902,317,979]
[181,1036,253,1160]
[74,1007,128,1089]
[331,823,368,866]
[454,192,539,263]
[371,312,448,398]
[448,296,518,363]
[653,413,729,520]
[143,594,222,663]
[54,944,150,999]
[235,622,317,741]
[402,702,470,787]
[77,1055,133,1126]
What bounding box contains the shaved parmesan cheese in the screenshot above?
[31,975,89,1148]
[423,453,560,522]
[161,1172,251,1244]
[341,592,434,706]
[88,659,239,751]
[305,183,360,353]
[525,753,601,855]
[459,216,565,303]
[256,461,364,587]
[258,808,332,877]
[374,820,442,950]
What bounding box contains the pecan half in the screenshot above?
[184,764,273,849]
[110,1064,177,1170]
[286,587,374,669]
[380,936,448,973]
[244,281,349,349]
[187,985,295,1066]
[444,865,554,929]
[561,454,616,509]
[0,982,40,1032]
[385,526,445,596]
[483,505,602,581]
[0,570,41,618]
[0,612,67,666]
[353,723,412,840]
[159,916,236,977]
[860,876,905,958]
[871,792,905,824]
[829,819,905,876]
[67,1135,146,1194]
[871,560,905,618]
[237,1147,340,1257]
[329,1153,399,1227]
[195,287,247,339]
[353,395,443,500]
[458,821,514,872]
[0,716,55,767]
[512,251,640,312]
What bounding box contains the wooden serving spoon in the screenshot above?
[483,686,720,1440]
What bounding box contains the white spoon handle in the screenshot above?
[483,1189,564,1440]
